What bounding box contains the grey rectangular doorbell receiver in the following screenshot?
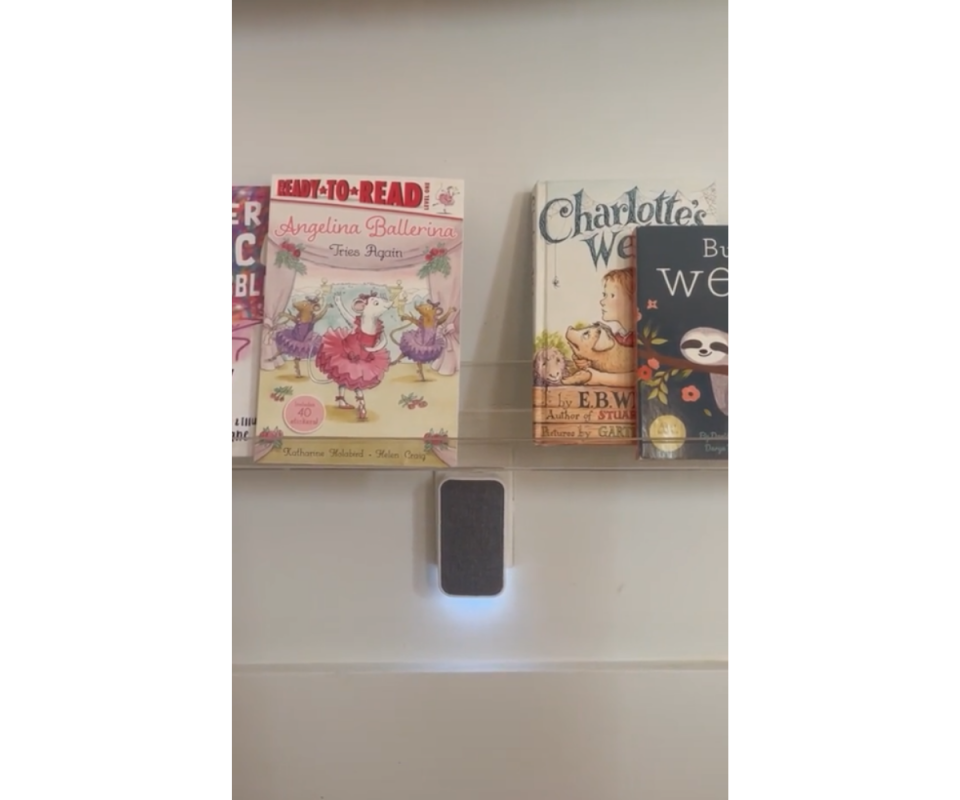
[435,472,512,597]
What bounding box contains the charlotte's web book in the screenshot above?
[255,175,464,467]
[232,186,269,458]
[635,224,728,460]
[532,180,718,445]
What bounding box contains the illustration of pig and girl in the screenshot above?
[273,286,456,421]
[534,267,637,389]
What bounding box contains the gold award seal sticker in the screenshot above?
[649,414,686,453]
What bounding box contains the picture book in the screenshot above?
[532,180,719,445]
[254,175,464,467]
[635,224,728,459]
[232,185,269,458]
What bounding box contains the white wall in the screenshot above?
[233,0,728,797]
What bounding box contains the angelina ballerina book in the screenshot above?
[532,180,718,445]
[232,186,269,458]
[635,224,728,460]
[254,175,464,467]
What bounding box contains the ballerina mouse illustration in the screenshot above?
[274,295,328,378]
[433,185,459,214]
[313,291,392,420]
[398,299,456,381]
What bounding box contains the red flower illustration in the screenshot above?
[648,358,660,370]
[681,386,701,402]
[637,365,653,381]
[647,300,658,310]
[293,248,301,257]
[422,429,450,452]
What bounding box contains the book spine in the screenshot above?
[531,184,548,444]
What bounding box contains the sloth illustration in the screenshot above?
[680,327,728,415]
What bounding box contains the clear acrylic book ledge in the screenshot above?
[233,361,728,472]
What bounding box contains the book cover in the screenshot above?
[232,186,269,458]
[254,175,464,467]
[532,180,718,445]
[635,224,728,459]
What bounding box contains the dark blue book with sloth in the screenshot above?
[634,224,728,459]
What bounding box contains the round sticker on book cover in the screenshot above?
[649,414,686,453]
[283,395,325,434]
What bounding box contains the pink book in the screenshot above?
[254,175,464,467]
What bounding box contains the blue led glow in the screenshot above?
[426,565,513,623]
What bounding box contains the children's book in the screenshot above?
[532,180,718,445]
[232,186,269,458]
[635,224,728,459]
[254,175,464,467]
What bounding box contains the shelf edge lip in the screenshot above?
[232,462,729,472]
[232,658,729,675]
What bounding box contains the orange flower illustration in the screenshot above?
[648,358,660,370]
[637,365,653,381]
[681,385,701,402]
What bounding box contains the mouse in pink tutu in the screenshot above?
[315,291,392,420]
[398,299,457,381]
